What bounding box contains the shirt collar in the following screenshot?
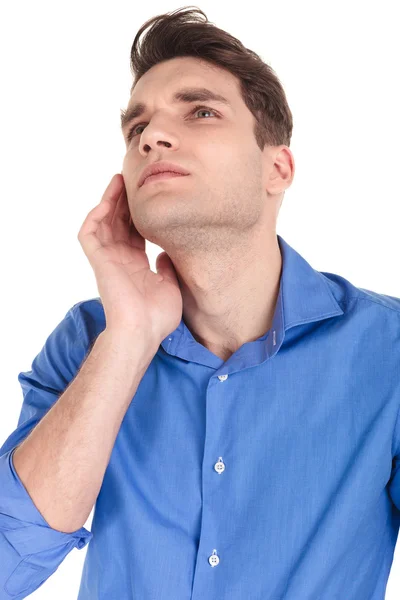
[160,234,344,366]
[276,234,344,331]
[254,234,344,362]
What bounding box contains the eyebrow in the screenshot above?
[120,86,232,133]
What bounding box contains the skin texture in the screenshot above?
[121,56,295,361]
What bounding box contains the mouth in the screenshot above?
[142,172,189,186]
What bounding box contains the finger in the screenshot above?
[78,174,123,254]
[127,215,146,252]
[111,184,146,251]
[155,251,179,283]
[110,184,132,243]
[100,175,125,228]
[100,186,125,246]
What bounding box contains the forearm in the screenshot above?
[12,329,156,534]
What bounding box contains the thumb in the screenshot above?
[155,251,179,283]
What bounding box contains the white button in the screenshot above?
[209,549,220,567]
[214,457,225,474]
[218,374,228,381]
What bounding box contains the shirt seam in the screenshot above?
[392,393,400,457]
[336,293,400,317]
[69,303,87,353]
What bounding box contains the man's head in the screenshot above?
[120,7,295,258]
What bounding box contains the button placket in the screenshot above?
[208,374,229,567]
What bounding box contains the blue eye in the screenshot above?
[126,105,218,143]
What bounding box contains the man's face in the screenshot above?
[121,56,279,253]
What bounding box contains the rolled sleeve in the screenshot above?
[0,448,92,598]
[0,302,96,598]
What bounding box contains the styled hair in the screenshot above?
[127,6,293,152]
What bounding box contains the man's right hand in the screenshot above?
[77,173,183,346]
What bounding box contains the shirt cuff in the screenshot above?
[0,447,93,556]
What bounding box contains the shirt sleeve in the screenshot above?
[387,399,400,512]
[0,303,94,599]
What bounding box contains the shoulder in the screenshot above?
[320,269,400,318]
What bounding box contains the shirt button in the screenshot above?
[208,549,220,567]
[214,457,225,474]
[218,374,228,381]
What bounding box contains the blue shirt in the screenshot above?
[1,233,400,600]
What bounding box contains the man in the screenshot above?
[1,8,400,600]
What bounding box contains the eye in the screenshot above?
[126,105,219,143]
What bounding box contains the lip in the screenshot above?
[138,161,190,188]
[141,172,188,186]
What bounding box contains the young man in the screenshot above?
[1,7,399,600]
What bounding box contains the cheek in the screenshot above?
[203,137,237,165]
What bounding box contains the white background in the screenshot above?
[1,0,399,597]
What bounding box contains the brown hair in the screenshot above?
[127,6,293,152]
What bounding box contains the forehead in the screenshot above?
[128,56,240,107]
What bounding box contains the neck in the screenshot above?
[168,231,282,361]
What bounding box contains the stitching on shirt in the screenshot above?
[391,396,400,457]
[70,304,87,352]
[338,294,400,316]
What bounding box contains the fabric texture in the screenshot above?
[1,234,400,599]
